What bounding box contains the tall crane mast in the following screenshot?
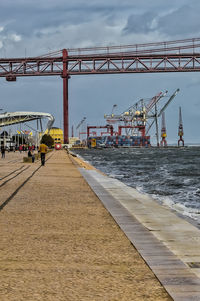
[160,112,167,147]
[76,117,86,130]
[178,107,184,147]
[76,117,86,139]
[158,89,180,117]
[111,104,117,115]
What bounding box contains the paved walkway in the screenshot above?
[79,165,200,301]
[0,150,172,301]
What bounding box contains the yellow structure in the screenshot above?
[91,138,97,148]
[44,127,64,145]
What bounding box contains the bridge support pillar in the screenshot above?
[63,75,69,144]
[62,49,69,144]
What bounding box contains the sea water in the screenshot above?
[73,147,200,223]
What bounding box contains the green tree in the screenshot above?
[41,134,54,148]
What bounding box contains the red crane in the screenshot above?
[0,38,200,143]
[87,125,114,138]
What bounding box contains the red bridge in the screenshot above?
[1,37,200,143]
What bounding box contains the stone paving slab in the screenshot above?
[80,168,200,301]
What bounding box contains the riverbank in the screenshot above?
[71,150,200,300]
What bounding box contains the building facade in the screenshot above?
[47,127,64,145]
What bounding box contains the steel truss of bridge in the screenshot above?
[1,37,200,78]
[2,53,200,79]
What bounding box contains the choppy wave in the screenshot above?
[74,147,200,222]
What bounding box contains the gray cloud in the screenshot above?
[158,5,200,36]
[123,4,200,37]
[0,1,135,37]
[123,12,157,34]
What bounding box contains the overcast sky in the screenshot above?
[1,0,200,144]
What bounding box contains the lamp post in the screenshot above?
[0,109,3,147]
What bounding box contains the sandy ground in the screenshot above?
[0,150,172,301]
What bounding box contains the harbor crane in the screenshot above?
[160,112,167,147]
[178,107,184,146]
[146,88,180,146]
[104,89,180,141]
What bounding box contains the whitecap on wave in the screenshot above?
[157,196,200,222]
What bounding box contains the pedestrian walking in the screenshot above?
[32,150,35,163]
[28,149,32,157]
[38,143,48,166]
[1,146,5,158]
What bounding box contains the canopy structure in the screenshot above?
[0,111,55,133]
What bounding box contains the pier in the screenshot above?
[1,150,200,300]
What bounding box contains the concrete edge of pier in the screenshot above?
[71,153,200,301]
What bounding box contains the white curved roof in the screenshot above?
[0,111,55,130]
